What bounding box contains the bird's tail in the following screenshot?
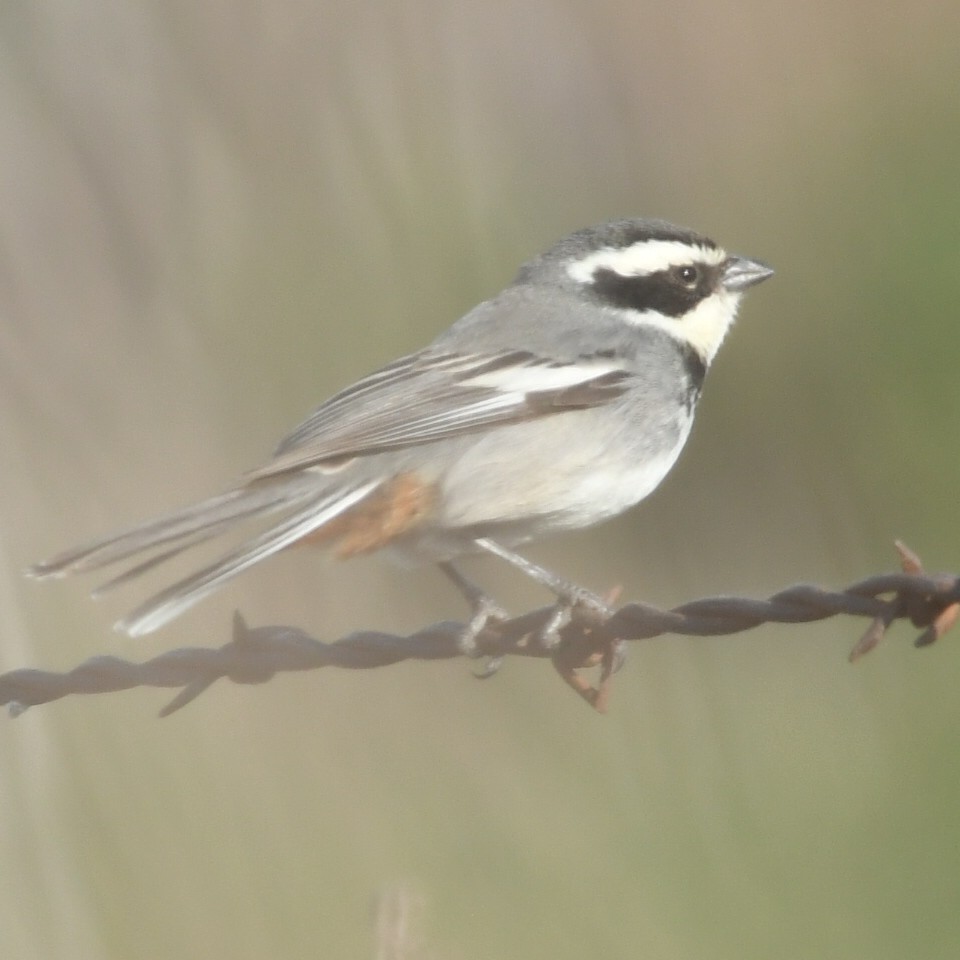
[27,477,381,637]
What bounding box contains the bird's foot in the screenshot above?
[456,590,510,657]
[439,561,510,656]
[537,583,613,649]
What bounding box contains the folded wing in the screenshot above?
[251,349,633,479]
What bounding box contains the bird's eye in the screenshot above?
[676,265,699,286]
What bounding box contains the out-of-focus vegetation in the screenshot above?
[1,2,959,957]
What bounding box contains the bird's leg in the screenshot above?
[439,561,509,656]
[472,538,612,647]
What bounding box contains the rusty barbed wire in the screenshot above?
[2,542,957,717]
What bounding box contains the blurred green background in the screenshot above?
[2,1,959,957]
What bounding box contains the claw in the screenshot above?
[438,561,510,656]
[472,655,505,679]
[565,585,614,624]
[609,639,628,674]
[456,593,509,656]
[538,602,572,648]
[538,585,613,648]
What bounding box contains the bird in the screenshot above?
[28,218,773,647]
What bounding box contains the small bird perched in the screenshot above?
[29,218,773,646]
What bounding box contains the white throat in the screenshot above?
[621,288,743,365]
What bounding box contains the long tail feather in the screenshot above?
[90,528,227,598]
[27,486,295,578]
[115,480,380,636]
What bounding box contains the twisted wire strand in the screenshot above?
[2,542,957,717]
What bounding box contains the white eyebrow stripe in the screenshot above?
[567,240,726,282]
[462,361,621,392]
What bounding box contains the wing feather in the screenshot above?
[251,349,633,480]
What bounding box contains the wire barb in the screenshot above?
[3,542,957,717]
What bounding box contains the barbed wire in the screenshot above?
[2,541,957,717]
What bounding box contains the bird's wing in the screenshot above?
[248,349,633,480]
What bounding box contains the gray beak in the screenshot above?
[722,255,774,291]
